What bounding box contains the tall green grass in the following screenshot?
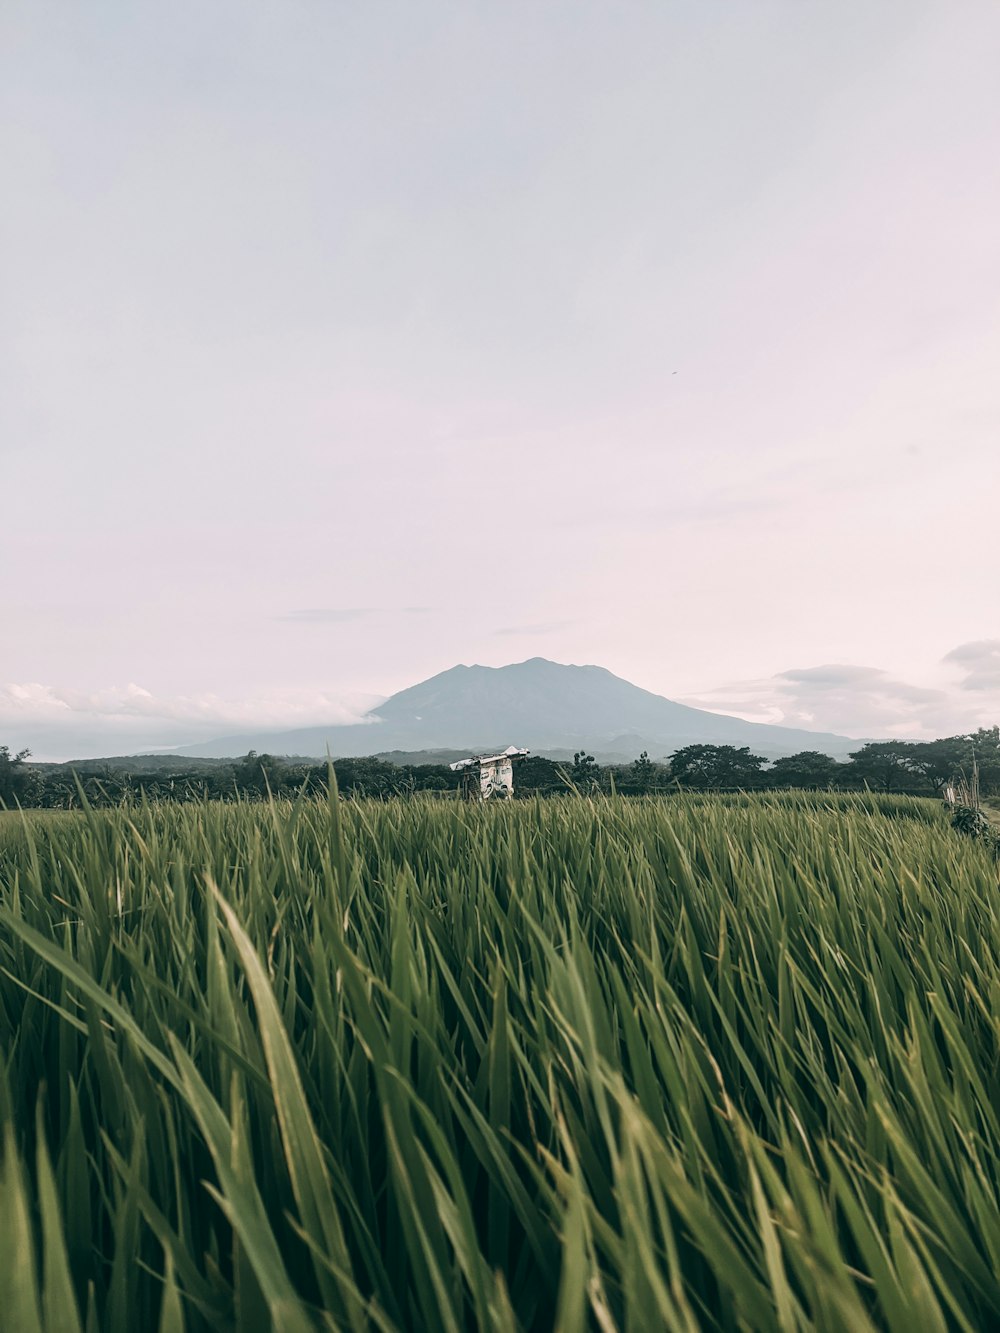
[1,789,998,1331]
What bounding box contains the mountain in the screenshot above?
[170,658,859,761]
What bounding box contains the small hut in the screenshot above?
[449,746,530,800]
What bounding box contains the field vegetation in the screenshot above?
[4,726,1000,810]
[1,789,999,1330]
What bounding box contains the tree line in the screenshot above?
[2,728,998,809]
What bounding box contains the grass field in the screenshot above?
[1,789,998,1331]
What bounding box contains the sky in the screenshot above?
[2,0,999,760]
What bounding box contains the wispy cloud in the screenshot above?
[278,608,374,623]
[493,620,572,636]
[278,607,434,623]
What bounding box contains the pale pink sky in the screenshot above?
[2,1,999,758]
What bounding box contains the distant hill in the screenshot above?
[170,658,859,761]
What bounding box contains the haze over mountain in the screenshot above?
[170,659,858,761]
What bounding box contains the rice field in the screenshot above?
[1,788,999,1331]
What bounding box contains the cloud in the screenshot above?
[0,682,382,761]
[493,620,572,636]
[944,640,1000,692]
[777,664,945,707]
[681,649,998,739]
[776,665,883,688]
[1,682,377,726]
[278,607,434,623]
[278,608,374,623]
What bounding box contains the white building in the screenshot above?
[449,746,530,800]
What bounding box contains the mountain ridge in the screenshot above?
[168,658,859,761]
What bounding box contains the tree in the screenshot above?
[840,741,919,792]
[668,744,767,789]
[232,751,286,798]
[0,745,39,808]
[908,737,973,794]
[767,751,841,789]
[570,751,600,792]
[966,726,1000,795]
[629,750,656,794]
[328,756,407,798]
[511,756,564,795]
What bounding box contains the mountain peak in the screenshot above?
[174,658,858,760]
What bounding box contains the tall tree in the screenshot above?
[908,737,973,794]
[841,742,919,792]
[967,726,1000,795]
[668,744,767,789]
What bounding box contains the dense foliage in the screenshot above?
[3,726,1000,810]
[2,790,1000,1330]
